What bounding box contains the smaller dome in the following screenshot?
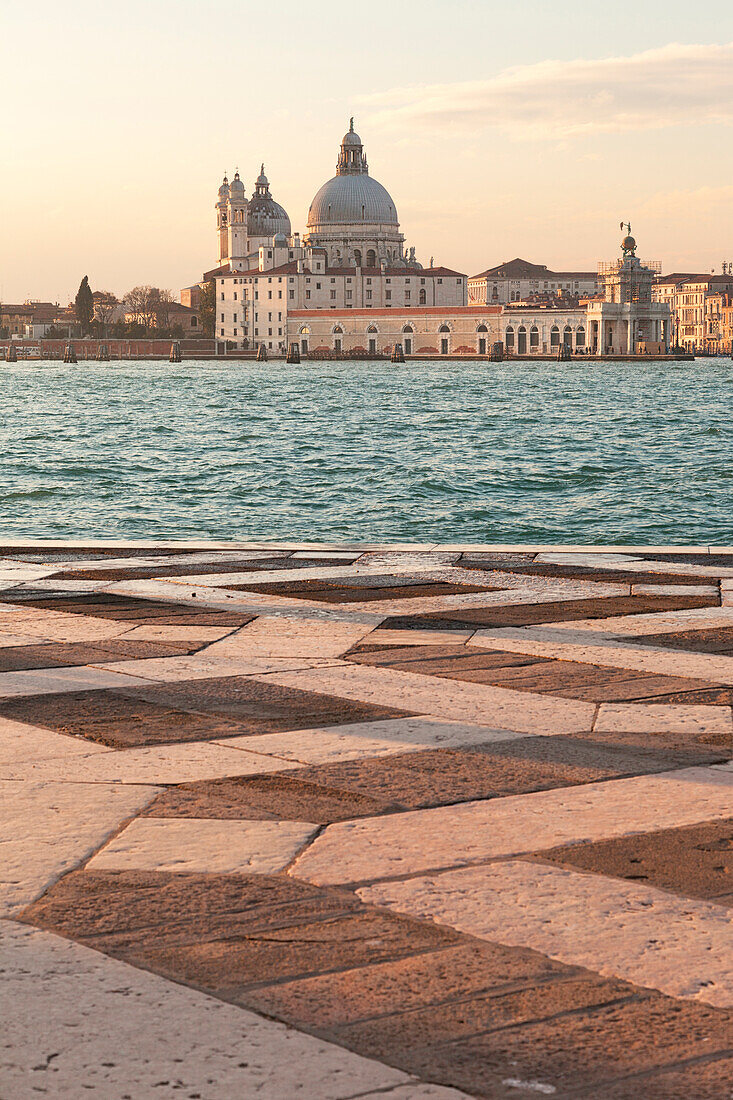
[273,233,288,246]
[229,171,245,198]
[218,174,230,200]
[256,164,269,188]
[342,117,361,146]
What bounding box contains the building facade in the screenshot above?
[469,259,598,305]
[287,307,501,357]
[653,273,733,350]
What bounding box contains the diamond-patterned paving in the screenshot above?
[2,540,733,1098]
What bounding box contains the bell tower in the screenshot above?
[216,174,230,264]
[226,170,248,265]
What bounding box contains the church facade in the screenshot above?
[207,122,468,354]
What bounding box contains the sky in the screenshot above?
[1,0,732,304]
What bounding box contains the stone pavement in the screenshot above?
[1,539,732,1099]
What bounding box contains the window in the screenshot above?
[305,290,311,299]
[386,290,391,300]
[220,293,224,301]
[419,289,426,305]
[233,292,237,301]
[366,290,372,300]
[233,313,237,323]
[330,290,336,299]
[366,278,372,285]
[367,249,376,267]
[220,313,224,322]
[191,317,197,327]
[316,283,321,290]
[346,290,352,300]
[278,291,282,299]
[234,328,237,336]
[405,290,411,299]
[550,326,560,347]
[289,290,294,299]
[530,326,539,349]
[268,291,272,299]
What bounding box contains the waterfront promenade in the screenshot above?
[2,540,732,1098]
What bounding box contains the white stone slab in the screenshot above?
[120,624,234,642]
[259,664,596,736]
[536,552,733,577]
[595,704,733,737]
[316,584,628,617]
[0,716,111,767]
[359,1086,473,1099]
[0,920,411,1099]
[160,562,437,589]
[471,626,733,685]
[0,665,151,698]
[205,616,374,659]
[364,628,476,646]
[87,816,319,875]
[94,653,340,683]
[0,631,53,648]
[1,740,301,785]
[631,583,719,596]
[534,552,643,566]
[0,780,159,915]
[360,861,733,1008]
[221,716,524,767]
[290,764,733,885]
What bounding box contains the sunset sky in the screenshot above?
[1,0,732,304]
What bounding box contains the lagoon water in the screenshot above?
[1,358,731,544]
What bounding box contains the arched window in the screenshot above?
[367,324,378,333]
[563,325,573,346]
[477,324,488,333]
[439,324,451,333]
[576,326,586,346]
[333,325,344,334]
[505,326,515,349]
[419,288,426,305]
[354,249,362,267]
[550,325,560,347]
[530,325,539,348]
[402,325,414,334]
[366,249,377,267]
[299,326,311,335]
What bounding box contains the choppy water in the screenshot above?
[0,358,731,543]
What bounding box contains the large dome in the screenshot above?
[308,173,398,229]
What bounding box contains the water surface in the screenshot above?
[1,359,731,543]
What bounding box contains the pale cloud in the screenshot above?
[360,43,733,140]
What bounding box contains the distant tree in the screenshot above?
[74,276,94,333]
[122,285,158,331]
[92,291,119,335]
[199,280,215,338]
[151,288,175,329]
